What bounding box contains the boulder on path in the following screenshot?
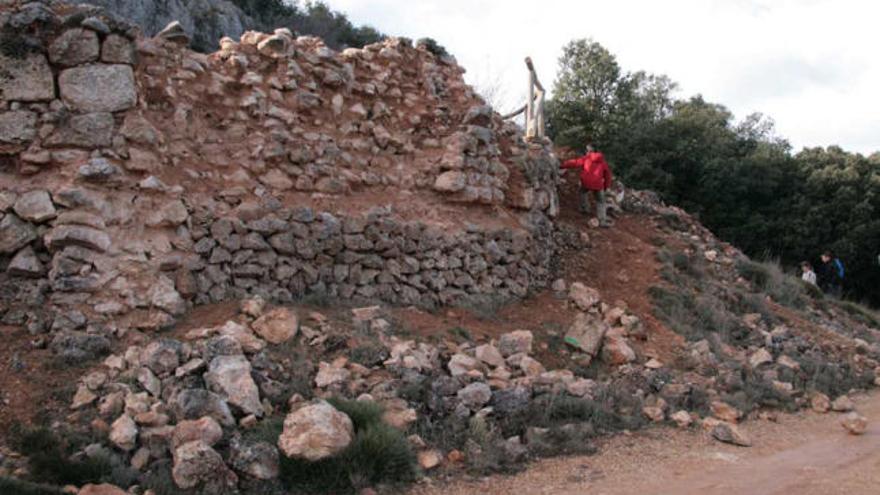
[278,400,354,461]
[711,422,751,447]
[831,395,855,412]
[840,412,868,435]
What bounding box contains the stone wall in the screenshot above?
[179,208,555,309]
[0,2,561,334]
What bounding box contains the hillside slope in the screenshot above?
[0,2,878,494]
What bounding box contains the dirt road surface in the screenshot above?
[411,391,880,495]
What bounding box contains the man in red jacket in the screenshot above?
[561,143,613,227]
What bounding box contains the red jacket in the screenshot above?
[562,151,612,191]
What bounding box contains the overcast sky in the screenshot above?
[330,0,880,154]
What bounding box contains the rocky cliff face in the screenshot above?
[86,0,252,51]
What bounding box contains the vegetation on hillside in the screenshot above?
[231,0,385,49]
[548,39,880,307]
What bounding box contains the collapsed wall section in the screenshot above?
[0,2,560,334]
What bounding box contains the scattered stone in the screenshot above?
[565,313,608,356]
[78,484,127,495]
[569,282,601,311]
[457,382,492,409]
[50,331,111,362]
[749,348,773,368]
[840,412,868,435]
[417,449,442,470]
[205,354,263,417]
[498,330,533,357]
[278,400,354,461]
[141,339,182,377]
[811,393,831,413]
[642,405,665,422]
[671,410,693,428]
[710,401,742,423]
[172,416,223,449]
[230,440,280,480]
[711,422,751,447]
[172,440,238,490]
[252,307,298,344]
[109,415,138,451]
[601,333,636,365]
[475,344,505,367]
[71,384,98,409]
[241,297,266,318]
[831,395,855,412]
[448,353,482,376]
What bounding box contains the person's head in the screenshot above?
[821,251,833,263]
[801,261,812,272]
[585,142,594,153]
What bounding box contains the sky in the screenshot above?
[329,0,880,154]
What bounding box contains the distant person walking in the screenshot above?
[801,261,817,286]
[817,251,844,297]
[561,143,613,227]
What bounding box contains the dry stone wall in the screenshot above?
[0,1,561,334]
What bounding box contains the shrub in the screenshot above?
[736,259,805,309]
[9,426,116,487]
[278,399,416,494]
[416,37,449,57]
[834,300,880,329]
[243,416,285,445]
[348,343,389,367]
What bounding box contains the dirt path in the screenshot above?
[412,392,880,495]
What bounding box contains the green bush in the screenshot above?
[279,399,416,494]
[416,37,449,57]
[9,426,116,487]
[834,300,880,329]
[736,259,805,309]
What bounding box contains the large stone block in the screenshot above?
[45,112,115,148]
[0,110,37,144]
[59,64,137,112]
[49,28,100,67]
[0,53,55,101]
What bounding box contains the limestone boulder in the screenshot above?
[569,282,601,311]
[109,414,138,451]
[498,330,533,357]
[204,354,263,417]
[171,416,223,450]
[565,313,608,356]
[172,440,238,490]
[711,422,751,447]
[278,401,354,461]
[252,307,299,344]
[230,440,280,480]
[841,412,868,435]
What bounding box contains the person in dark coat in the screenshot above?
[817,251,843,297]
